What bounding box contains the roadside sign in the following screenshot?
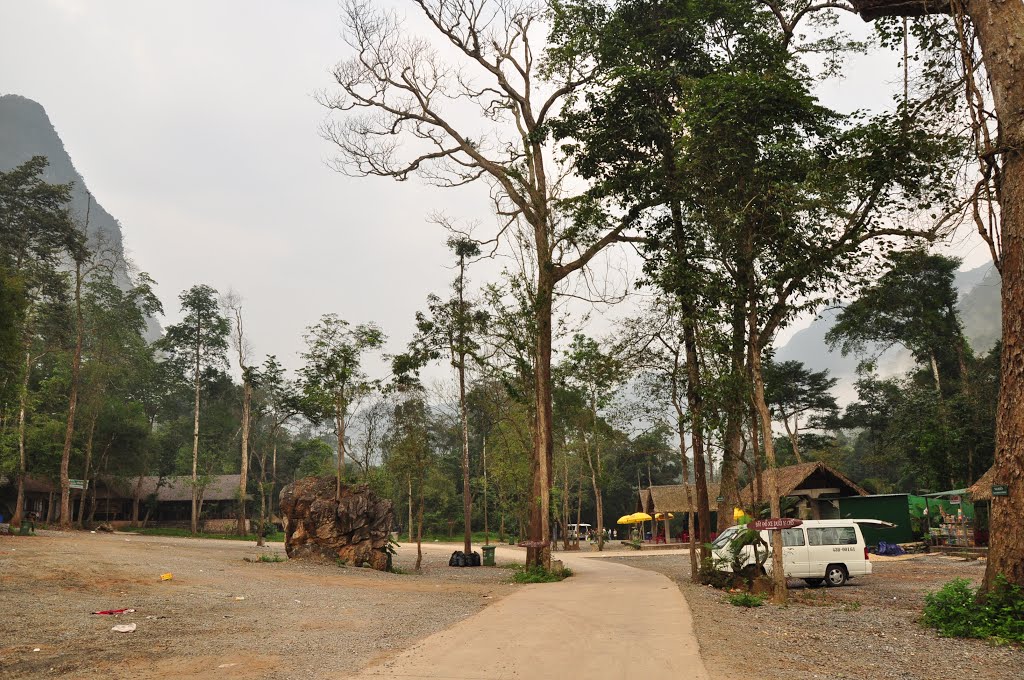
[69,479,88,490]
[992,485,1009,497]
[716,496,724,503]
[950,495,961,505]
[749,518,802,531]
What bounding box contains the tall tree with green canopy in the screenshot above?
[550,0,959,601]
[156,284,230,534]
[0,156,82,526]
[395,237,489,557]
[299,314,385,500]
[825,251,968,393]
[560,334,624,551]
[825,251,981,480]
[763,360,839,465]
[75,267,162,527]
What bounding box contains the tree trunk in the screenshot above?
[527,267,554,569]
[12,349,30,527]
[483,437,490,545]
[408,475,413,544]
[683,317,712,554]
[76,417,97,528]
[459,357,472,556]
[584,399,605,552]
[335,404,347,501]
[59,260,85,530]
[131,473,143,527]
[415,478,424,571]
[717,302,746,532]
[783,416,803,464]
[256,471,266,548]
[191,316,202,535]
[237,376,252,535]
[749,301,787,604]
[978,0,1024,589]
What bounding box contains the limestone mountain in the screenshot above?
[0,94,126,257]
[0,93,159,338]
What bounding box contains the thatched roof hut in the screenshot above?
[738,461,867,508]
[129,475,248,502]
[847,0,952,21]
[644,483,721,514]
[967,466,997,502]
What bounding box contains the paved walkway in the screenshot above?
[344,544,709,680]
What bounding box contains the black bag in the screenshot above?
[449,551,461,567]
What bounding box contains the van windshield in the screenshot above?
[711,526,739,549]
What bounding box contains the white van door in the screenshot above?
[756,528,809,577]
[780,527,809,577]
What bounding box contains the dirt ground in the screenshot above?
[617,552,1023,680]
[0,531,517,679]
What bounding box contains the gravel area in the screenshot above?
[615,553,1022,680]
[0,532,517,679]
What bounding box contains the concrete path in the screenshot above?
[343,544,709,680]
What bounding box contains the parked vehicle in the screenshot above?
[710,519,893,587]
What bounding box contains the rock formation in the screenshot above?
[279,476,394,571]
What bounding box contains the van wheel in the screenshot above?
[825,565,848,587]
[803,578,824,588]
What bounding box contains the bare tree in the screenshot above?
[222,290,255,536]
[320,0,638,568]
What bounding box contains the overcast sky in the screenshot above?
[0,0,994,381]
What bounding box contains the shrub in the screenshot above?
[257,553,285,563]
[923,575,1024,643]
[510,564,573,583]
[725,592,765,608]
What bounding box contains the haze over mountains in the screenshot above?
[775,261,1001,401]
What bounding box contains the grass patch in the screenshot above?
[402,532,505,544]
[725,592,766,608]
[510,564,573,583]
[120,526,284,542]
[923,575,1024,643]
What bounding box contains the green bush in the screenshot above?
[725,592,766,608]
[923,575,1024,643]
[510,564,573,583]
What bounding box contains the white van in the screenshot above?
[711,519,892,587]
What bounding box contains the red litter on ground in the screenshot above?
[93,608,135,615]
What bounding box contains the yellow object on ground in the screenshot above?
[160,573,173,581]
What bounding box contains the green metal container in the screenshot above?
[481,544,496,566]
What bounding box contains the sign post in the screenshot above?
[748,518,803,531]
[992,485,1009,497]
[69,479,88,490]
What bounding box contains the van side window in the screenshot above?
[782,528,805,547]
[807,527,857,546]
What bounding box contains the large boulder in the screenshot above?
[279,476,395,571]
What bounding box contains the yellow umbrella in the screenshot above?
[630,512,653,522]
[616,514,635,525]
[654,512,675,520]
